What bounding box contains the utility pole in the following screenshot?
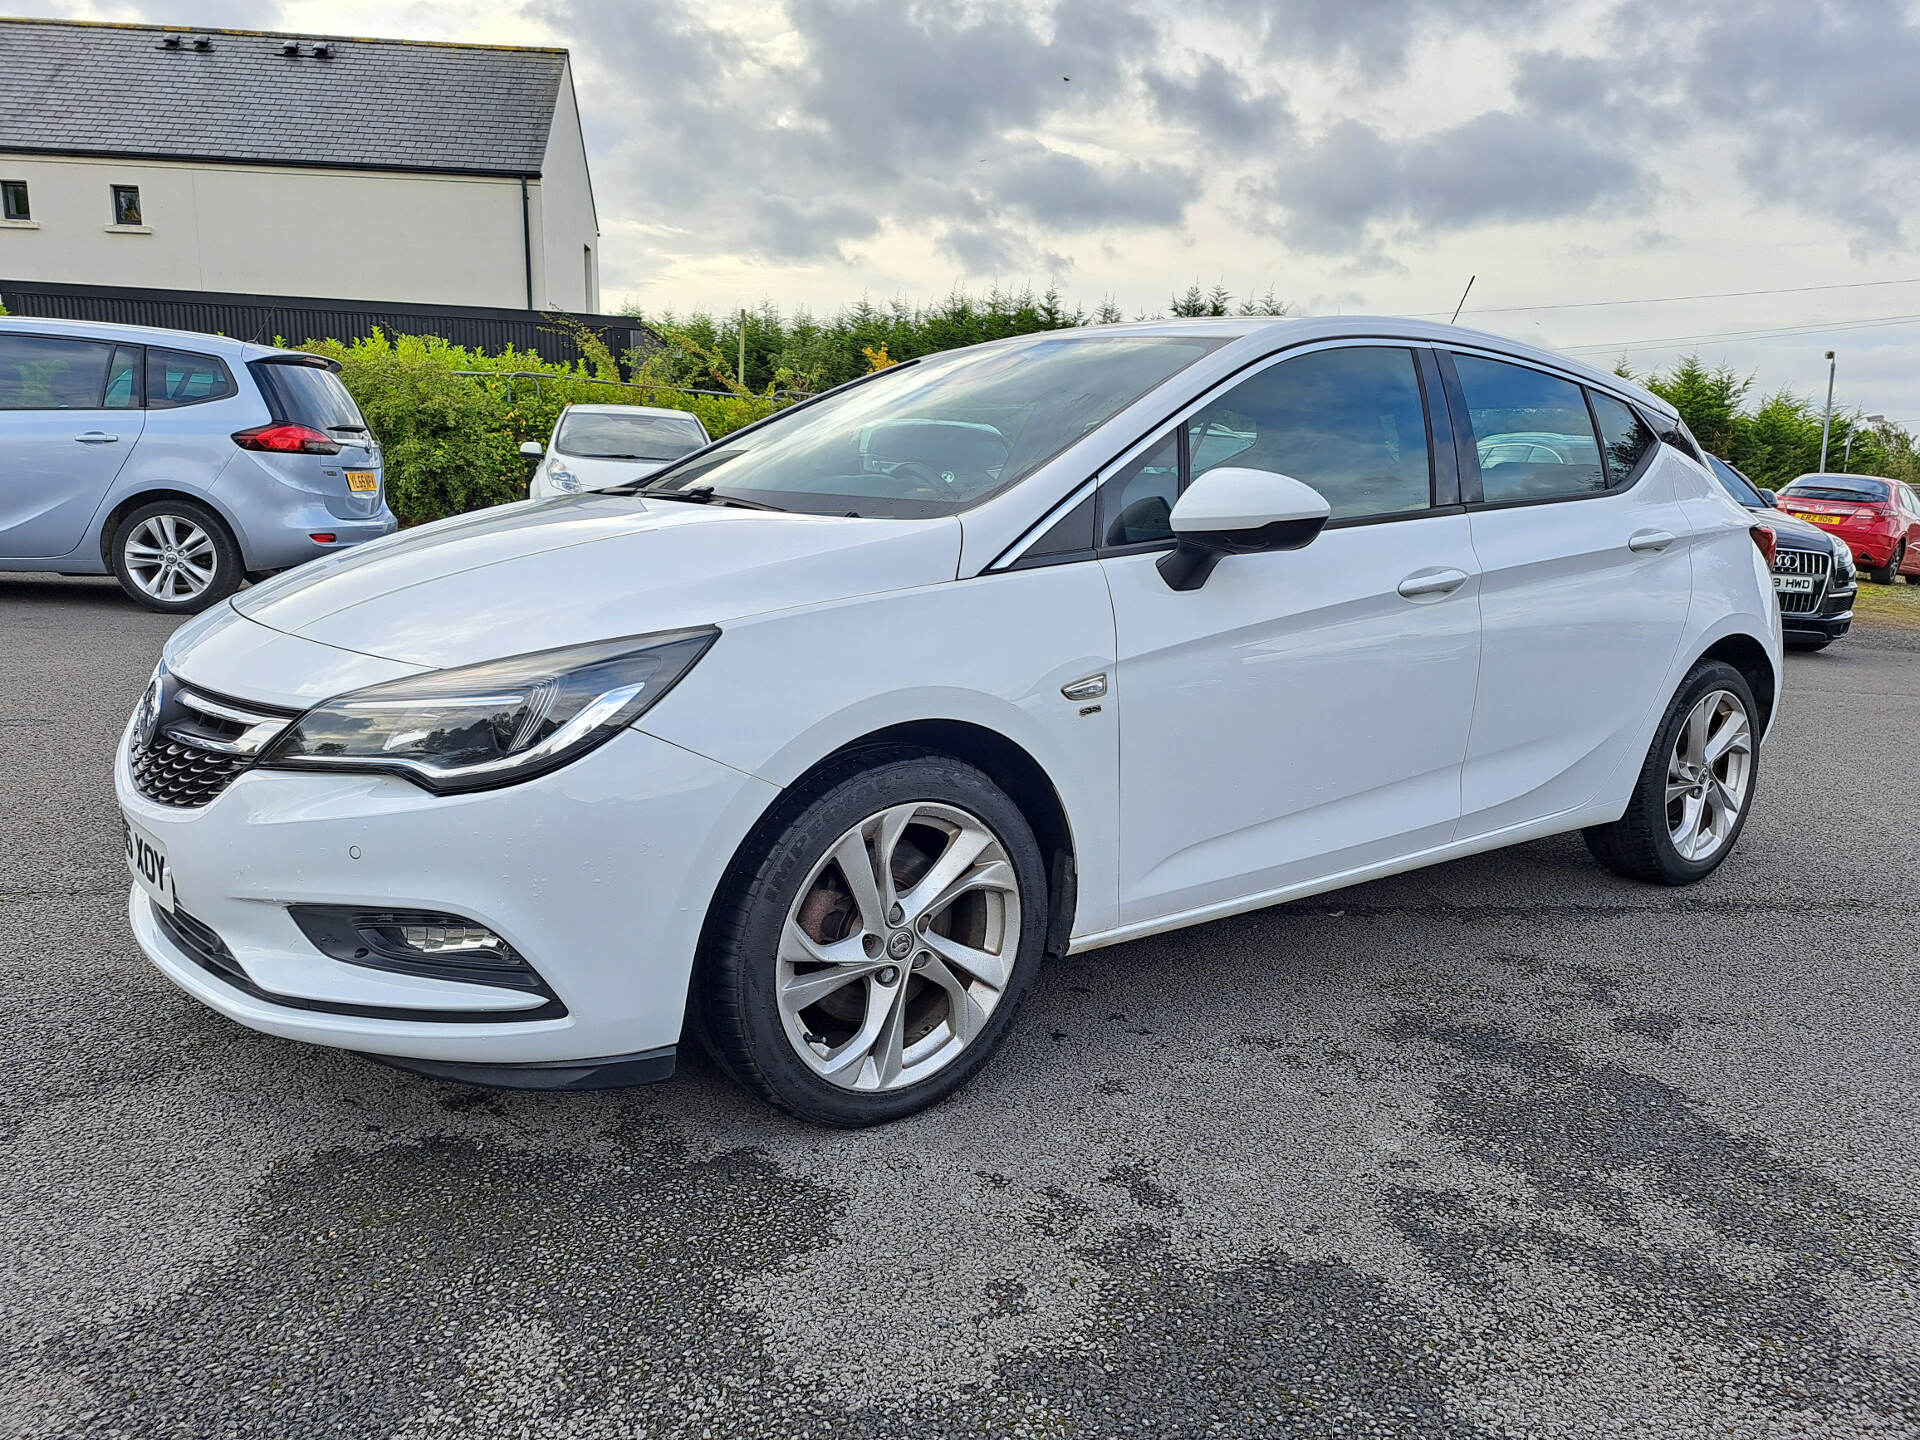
[1846,413,1888,473]
[1818,351,1836,472]
[739,308,748,389]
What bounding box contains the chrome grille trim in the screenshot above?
[1772,547,1831,615]
[129,675,298,808]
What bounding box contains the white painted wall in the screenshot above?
[535,61,600,312]
[0,149,596,311]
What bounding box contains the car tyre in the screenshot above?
[1584,659,1760,886]
[1867,543,1902,585]
[694,748,1048,1126]
[109,499,243,614]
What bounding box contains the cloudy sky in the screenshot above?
[20,0,1920,425]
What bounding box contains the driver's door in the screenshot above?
[1100,343,1482,928]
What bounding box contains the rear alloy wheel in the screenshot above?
[110,500,242,614]
[696,752,1047,1125]
[1585,660,1759,884]
[1868,542,1902,585]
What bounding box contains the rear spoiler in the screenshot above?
[253,353,343,374]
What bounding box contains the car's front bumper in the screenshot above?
[116,718,779,1068]
[1782,606,1853,643]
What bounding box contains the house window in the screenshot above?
[1,180,28,221]
[111,185,142,226]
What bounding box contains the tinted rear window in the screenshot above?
[1782,479,1888,504]
[251,360,366,432]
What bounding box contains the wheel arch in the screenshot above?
[98,487,245,570]
[698,718,1081,967]
[1697,631,1777,737]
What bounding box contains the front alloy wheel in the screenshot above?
[696,751,1047,1126]
[778,801,1020,1092]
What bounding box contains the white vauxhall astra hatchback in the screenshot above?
[118,319,1783,1126]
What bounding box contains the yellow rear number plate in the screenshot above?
[346,471,379,493]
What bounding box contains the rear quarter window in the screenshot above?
[145,348,235,408]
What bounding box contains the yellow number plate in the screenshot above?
[1807,513,1847,525]
[346,471,379,493]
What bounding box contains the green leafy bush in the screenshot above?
[300,329,784,525]
[1626,354,1920,489]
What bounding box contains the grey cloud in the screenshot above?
[547,0,1187,280]
[937,223,1073,278]
[1257,110,1649,254]
[1200,0,1549,76]
[1680,1,1920,248]
[1143,57,1293,151]
[986,147,1196,229]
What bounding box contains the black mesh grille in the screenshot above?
[130,735,250,807]
[127,676,296,809]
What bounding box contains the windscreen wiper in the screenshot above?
[636,484,784,512]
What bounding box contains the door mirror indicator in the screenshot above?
[519,440,545,458]
[1157,467,1331,591]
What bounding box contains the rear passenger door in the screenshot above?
[0,333,145,558]
[1101,342,1483,927]
[1442,350,1694,835]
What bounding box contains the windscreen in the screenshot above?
[558,410,707,462]
[1706,455,1765,508]
[1782,478,1889,504]
[643,333,1228,518]
[252,360,367,432]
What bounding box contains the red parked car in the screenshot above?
[1775,474,1920,584]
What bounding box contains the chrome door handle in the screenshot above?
[74,431,119,444]
[1397,567,1469,599]
[1628,528,1676,553]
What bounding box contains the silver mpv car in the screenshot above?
[0,318,396,612]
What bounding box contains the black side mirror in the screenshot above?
[1758,488,1779,508]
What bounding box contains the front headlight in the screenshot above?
[547,461,582,493]
[1831,542,1855,581]
[258,629,717,793]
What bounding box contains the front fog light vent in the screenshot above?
[290,906,553,996]
[399,921,504,954]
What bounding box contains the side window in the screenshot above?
[1454,355,1605,504]
[1186,346,1432,521]
[103,346,141,409]
[145,348,235,408]
[0,334,116,410]
[1588,391,1656,487]
[1098,432,1181,546]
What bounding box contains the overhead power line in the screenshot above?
[1559,310,1920,355]
[1413,274,1920,319]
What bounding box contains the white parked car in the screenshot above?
[117,319,1782,1126]
[521,403,709,499]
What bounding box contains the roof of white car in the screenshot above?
[989,315,1680,419]
[0,313,305,363]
